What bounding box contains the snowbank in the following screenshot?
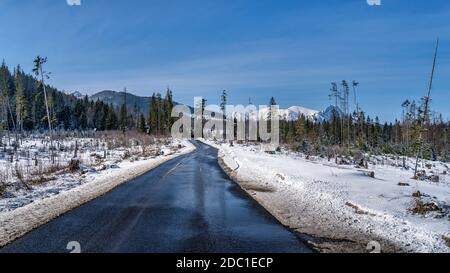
[0,140,195,247]
[203,139,450,253]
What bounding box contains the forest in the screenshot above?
[0,57,449,164]
[0,60,174,139]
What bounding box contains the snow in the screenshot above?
[256,106,320,121]
[230,104,342,122]
[315,105,344,122]
[219,150,240,171]
[0,135,182,212]
[0,138,195,247]
[203,139,450,253]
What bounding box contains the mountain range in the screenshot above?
[87,90,341,122]
[241,105,343,122]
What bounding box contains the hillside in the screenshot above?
[90,90,149,113]
[90,90,184,114]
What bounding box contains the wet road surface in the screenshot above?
[0,141,312,253]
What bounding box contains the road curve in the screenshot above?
[0,141,312,253]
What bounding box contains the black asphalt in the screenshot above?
[0,141,312,253]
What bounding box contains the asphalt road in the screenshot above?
[0,141,312,253]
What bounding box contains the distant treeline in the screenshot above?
[1,60,448,162]
[0,61,173,136]
[277,99,449,162]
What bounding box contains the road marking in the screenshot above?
[160,158,186,180]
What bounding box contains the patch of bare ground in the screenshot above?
[306,235,401,253]
[443,235,450,248]
[345,202,376,216]
[240,181,276,193]
[307,238,365,253]
[215,146,406,253]
[410,198,443,215]
[409,191,447,217]
[0,182,5,198]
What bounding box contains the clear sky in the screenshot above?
[0,0,449,121]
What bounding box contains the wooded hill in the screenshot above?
[0,61,174,135]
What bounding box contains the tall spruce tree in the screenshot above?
[149,93,158,134]
[164,88,174,133]
[14,65,27,134]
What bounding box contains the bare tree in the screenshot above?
[414,38,439,178]
[401,100,411,145]
[220,90,227,139]
[352,80,362,144]
[341,80,350,148]
[352,80,359,112]
[329,82,340,144]
[33,56,54,164]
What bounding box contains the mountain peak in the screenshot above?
[71,91,84,98]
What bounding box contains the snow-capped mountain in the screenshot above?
[71,91,84,99]
[255,106,320,121]
[232,105,343,122]
[90,90,187,114]
[315,105,344,122]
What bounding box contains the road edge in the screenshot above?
[0,141,196,248]
[198,139,406,253]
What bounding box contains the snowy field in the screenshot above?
[0,133,195,246]
[204,140,450,253]
[0,132,192,213]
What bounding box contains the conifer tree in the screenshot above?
[14,66,27,134]
[149,93,158,134]
[164,88,174,132]
[106,104,118,130]
[119,88,128,134]
[139,113,146,133]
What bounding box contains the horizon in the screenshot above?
[1,0,449,122]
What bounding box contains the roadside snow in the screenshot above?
[203,139,450,253]
[0,140,195,247]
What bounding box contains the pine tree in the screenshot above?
[0,61,11,143]
[105,104,118,130]
[267,96,277,134]
[295,115,306,143]
[341,80,350,148]
[164,88,174,133]
[220,90,227,113]
[139,113,146,133]
[156,93,163,134]
[14,66,27,134]
[149,93,158,134]
[119,103,127,133]
[119,88,128,134]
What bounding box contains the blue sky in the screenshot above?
[0,0,449,121]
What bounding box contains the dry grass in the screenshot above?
[1,131,177,196]
[28,176,56,186]
[14,164,31,191]
[410,198,442,215]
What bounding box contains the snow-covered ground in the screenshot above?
[203,139,450,253]
[0,134,195,246]
[0,134,192,213]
